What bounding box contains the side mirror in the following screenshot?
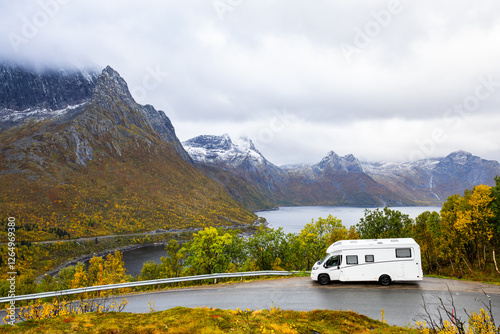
[337,265,340,270]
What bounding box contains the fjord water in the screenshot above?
[123,205,440,276]
[255,205,441,234]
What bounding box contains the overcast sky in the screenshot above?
[1,0,500,165]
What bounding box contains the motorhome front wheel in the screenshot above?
[318,274,330,285]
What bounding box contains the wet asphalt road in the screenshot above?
[114,276,500,327]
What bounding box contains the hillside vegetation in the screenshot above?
[1,306,417,334]
[0,141,255,241]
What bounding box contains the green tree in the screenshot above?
[413,211,440,272]
[488,176,500,238]
[184,227,234,275]
[222,229,247,271]
[139,260,160,280]
[246,227,291,271]
[54,265,76,291]
[38,274,56,293]
[296,215,348,270]
[439,193,464,271]
[159,239,184,278]
[355,207,413,239]
[16,270,37,296]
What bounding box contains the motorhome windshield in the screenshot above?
[319,254,330,265]
[318,254,340,267]
[324,255,340,268]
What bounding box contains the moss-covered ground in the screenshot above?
[1,306,419,333]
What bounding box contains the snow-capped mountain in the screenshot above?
[317,151,363,173]
[184,135,500,207]
[183,134,287,210]
[183,134,285,188]
[361,151,500,203]
[5,62,498,212]
[282,151,364,179]
[184,135,407,206]
[183,134,267,169]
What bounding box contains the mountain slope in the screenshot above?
[0,65,255,241]
[362,151,500,204]
[184,135,285,210]
[282,151,403,206]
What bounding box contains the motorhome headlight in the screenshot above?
[312,266,319,271]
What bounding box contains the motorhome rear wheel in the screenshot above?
[378,274,391,286]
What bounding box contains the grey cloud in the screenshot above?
[1,0,500,163]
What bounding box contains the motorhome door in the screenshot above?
[323,255,341,280]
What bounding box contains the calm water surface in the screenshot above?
[255,205,441,234]
[123,205,441,276]
[122,244,167,277]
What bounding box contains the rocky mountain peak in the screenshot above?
[184,134,234,151]
[317,151,363,173]
[441,150,477,165]
[435,151,491,171]
[77,66,192,162]
[94,66,134,103]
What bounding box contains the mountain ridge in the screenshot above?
[183,134,500,207]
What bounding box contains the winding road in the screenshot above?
[113,276,500,327]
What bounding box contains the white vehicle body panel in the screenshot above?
[310,238,423,284]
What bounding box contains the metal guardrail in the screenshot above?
[0,271,298,303]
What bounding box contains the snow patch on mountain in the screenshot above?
[183,134,267,169]
[361,158,440,176]
[0,102,88,123]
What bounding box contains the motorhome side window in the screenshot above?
[365,255,374,262]
[325,255,340,268]
[346,255,358,265]
[395,248,412,258]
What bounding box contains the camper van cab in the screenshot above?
[311,238,423,286]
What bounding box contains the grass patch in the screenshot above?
[1,306,418,333]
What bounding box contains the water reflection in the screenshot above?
[122,244,167,277]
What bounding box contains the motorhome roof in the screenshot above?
[326,238,418,253]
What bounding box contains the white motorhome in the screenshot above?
[311,238,423,286]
